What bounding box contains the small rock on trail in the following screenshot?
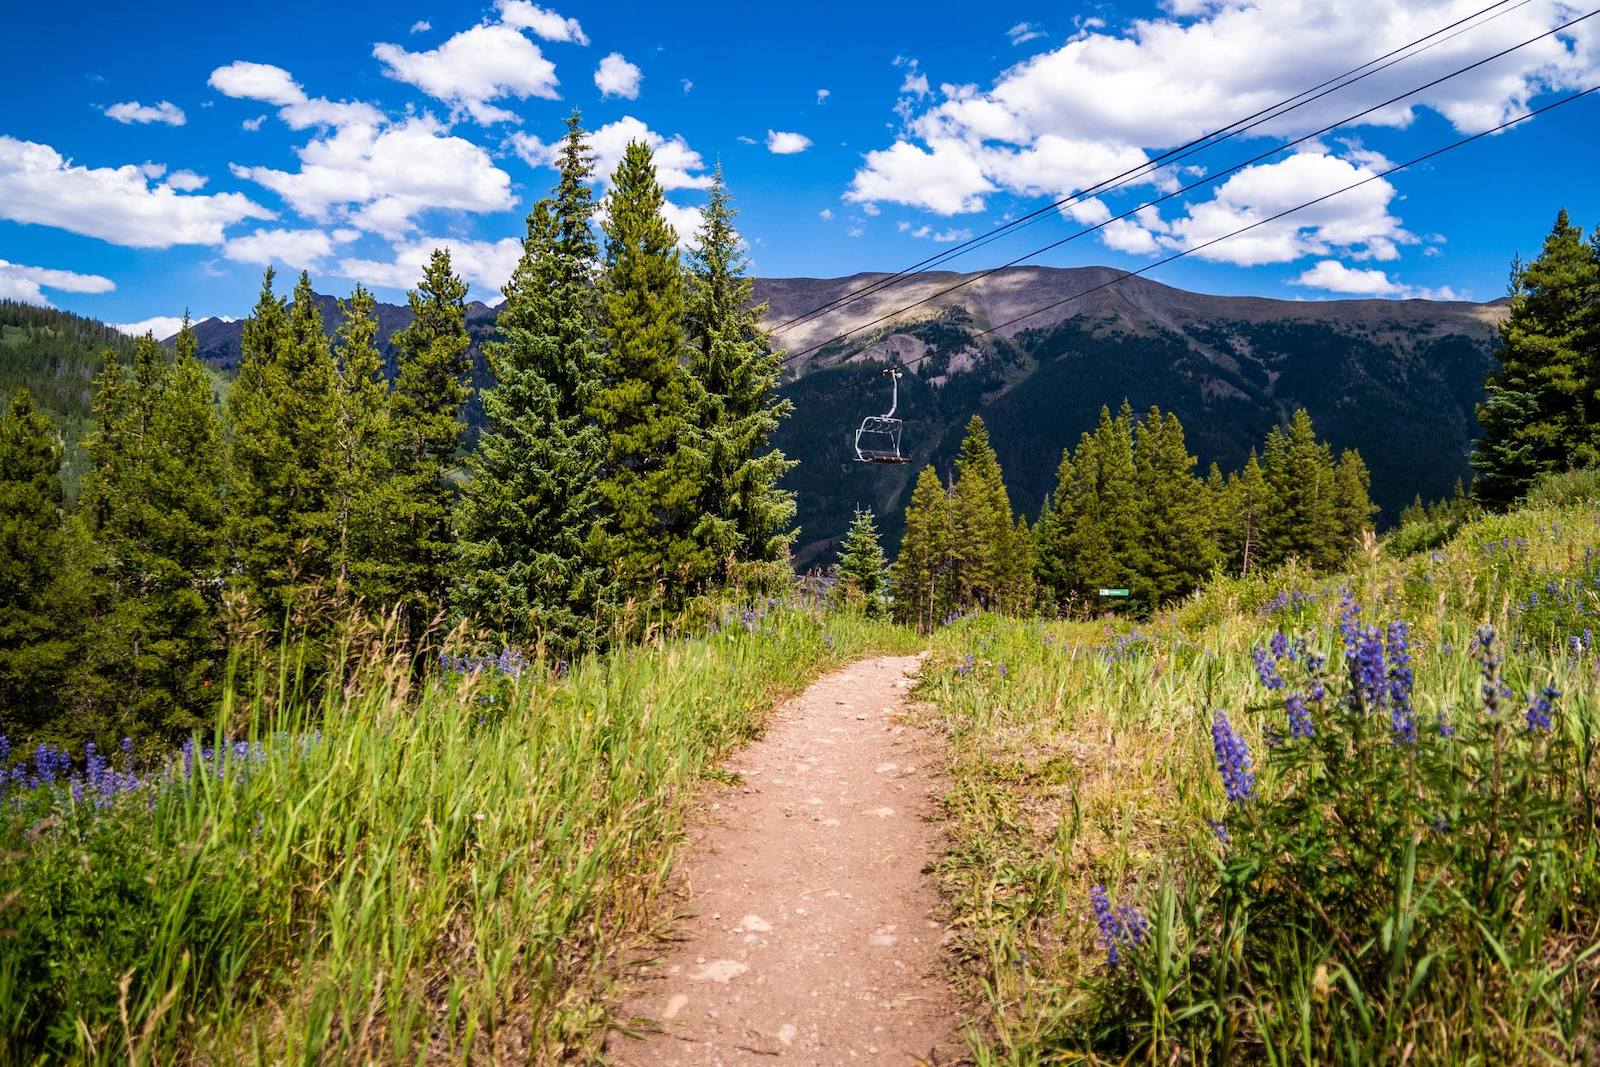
[608,655,961,1065]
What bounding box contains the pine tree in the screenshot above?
[1261,410,1339,569]
[835,507,889,617]
[226,270,340,618]
[1332,449,1377,552]
[455,114,612,650]
[0,389,78,737]
[379,249,472,644]
[592,140,711,607]
[685,164,797,585]
[330,285,390,599]
[1133,408,1216,607]
[1471,209,1600,507]
[1222,451,1270,575]
[998,514,1036,615]
[890,465,951,631]
[946,415,1015,611]
[1032,448,1074,609]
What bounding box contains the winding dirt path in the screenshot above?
[608,654,961,1065]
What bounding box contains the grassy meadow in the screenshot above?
[916,497,1600,1063]
[0,604,916,1064]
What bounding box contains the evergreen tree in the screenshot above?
[379,250,472,643]
[330,285,390,599]
[834,507,889,617]
[456,114,612,650]
[998,514,1036,615]
[1032,449,1074,609]
[0,389,77,737]
[1133,408,1216,606]
[1222,452,1270,575]
[1332,449,1377,552]
[226,270,340,618]
[1261,410,1339,569]
[946,415,1015,611]
[890,465,951,631]
[81,323,226,737]
[1471,209,1600,507]
[685,164,797,584]
[592,140,711,607]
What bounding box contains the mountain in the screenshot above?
[5,267,1502,565]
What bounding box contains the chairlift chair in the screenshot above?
[854,368,909,464]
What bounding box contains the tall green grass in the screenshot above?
[916,504,1600,1063]
[0,606,916,1064]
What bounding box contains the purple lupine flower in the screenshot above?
[1385,620,1416,745]
[1286,691,1315,739]
[1269,631,1289,661]
[1436,711,1456,738]
[1339,590,1361,658]
[1477,625,1503,715]
[997,662,1007,679]
[1252,646,1286,691]
[1349,623,1386,715]
[1090,885,1149,968]
[1526,685,1559,732]
[1211,711,1256,804]
[1207,819,1231,846]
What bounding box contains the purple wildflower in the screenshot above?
[1090,885,1149,968]
[1385,620,1416,745]
[1211,711,1256,804]
[1526,685,1560,733]
[1286,691,1315,739]
[1252,646,1286,691]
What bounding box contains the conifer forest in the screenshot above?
[3,3,1600,1062]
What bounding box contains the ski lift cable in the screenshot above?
[770,0,1537,337]
[779,8,1598,369]
[768,0,1530,337]
[810,83,1600,407]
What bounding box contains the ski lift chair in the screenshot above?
[854,368,909,464]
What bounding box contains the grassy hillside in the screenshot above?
[914,492,1600,1061]
[0,604,916,1063]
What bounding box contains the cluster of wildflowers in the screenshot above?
[1100,630,1148,663]
[1089,884,1150,968]
[1263,588,1319,616]
[1332,601,1419,745]
[1252,642,1287,691]
[1525,685,1560,732]
[1254,631,1326,740]
[955,653,976,677]
[1211,711,1256,804]
[1385,621,1416,744]
[439,646,529,678]
[2,737,142,808]
[1476,625,1510,715]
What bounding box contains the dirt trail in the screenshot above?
[608,654,961,1065]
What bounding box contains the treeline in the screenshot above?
[841,405,1374,629]
[0,113,794,746]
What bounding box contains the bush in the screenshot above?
[1525,467,1600,509]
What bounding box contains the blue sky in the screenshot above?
[0,0,1596,335]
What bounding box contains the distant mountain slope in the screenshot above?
[11,266,1501,564]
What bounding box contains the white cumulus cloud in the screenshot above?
[223,226,355,269]
[496,1,588,45]
[0,259,115,307]
[766,130,812,154]
[512,114,710,191]
[336,235,525,294]
[1292,258,1459,299]
[409,19,431,33]
[209,61,383,130]
[595,52,642,99]
[374,25,559,124]
[0,136,273,248]
[105,100,186,126]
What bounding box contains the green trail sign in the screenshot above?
[1099,588,1131,598]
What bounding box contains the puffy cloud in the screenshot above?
[223,226,354,269]
[166,170,207,192]
[242,115,266,131]
[850,0,1597,242]
[900,71,930,97]
[114,316,191,339]
[374,25,558,124]
[819,207,834,220]
[657,200,705,245]
[105,100,186,126]
[231,114,512,237]
[0,259,115,307]
[0,136,273,248]
[496,1,588,45]
[209,61,382,130]
[595,52,642,99]
[1292,258,1459,299]
[336,235,524,293]
[766,130,812,154]
[512,114,710,191]
[410,19,431,33]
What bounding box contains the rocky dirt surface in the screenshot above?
[607,654,962,1065]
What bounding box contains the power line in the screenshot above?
[806,83,1598,407]
[769,0,1530,336]
[779,8,1597,368]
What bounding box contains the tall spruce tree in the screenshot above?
[330,285,390,599]
[1471,209,1600,507]
[226,270,340,618]
[381,249,472,643]
[1332,449,1377,552]
[685,164,797,584]
[455,113,612,650]
[592,140,711,607]
[890,465,951,631]
[1222,452,1270,575]
[834,507,889,617]
[0,389,78,738]
[947,415,1015,611]
[1261,410,1339,569]
[1133,408,1216,607]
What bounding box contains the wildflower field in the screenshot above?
[917,501,1600,1063]
[0,605,915,1064]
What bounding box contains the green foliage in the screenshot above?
[376,250,472,644]
[0,389,79,737]
[834,507,889,617]
[329,285,391,598]
[1133,407,1217,607]
[592,140,711,608]
[947,415,1022,612]
[889,465,951,631]
[685,165,797,584]
[1472,209,1600,508]
[225,270,340,620]
[455,114,613,652]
